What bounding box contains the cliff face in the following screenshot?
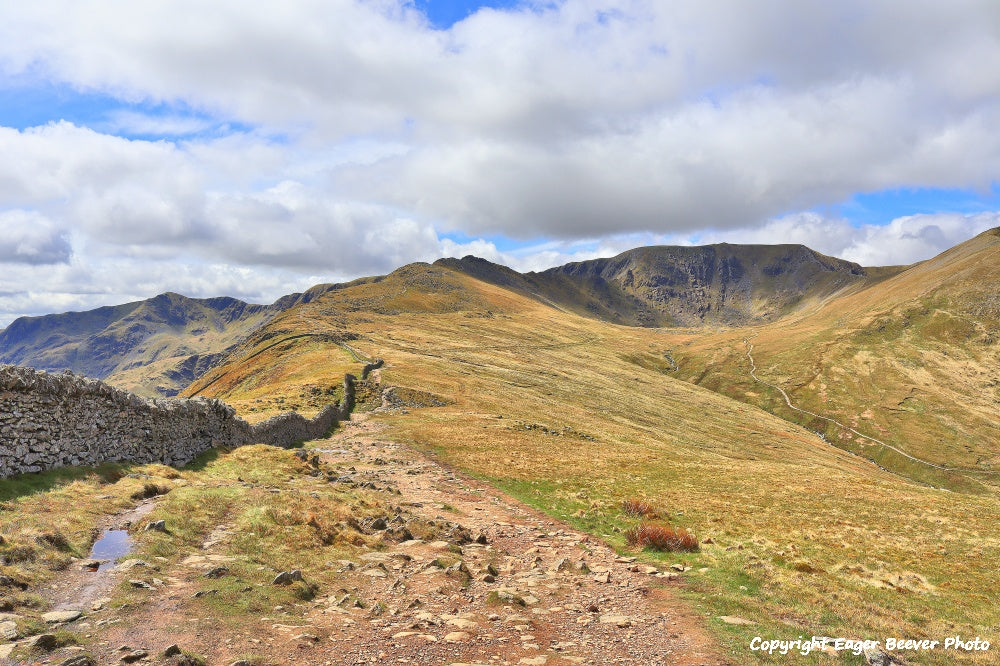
[441,243,873,327]
[543,244,869,326]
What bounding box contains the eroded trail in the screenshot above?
[303,414,727,666]
[45,414,727,666]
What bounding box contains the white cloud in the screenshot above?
[667,211,1000,267]
[0,210,70,264]
[0,1,999,321]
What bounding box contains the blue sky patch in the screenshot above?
[834,186,1000,226]
[413,0,523,29]
[0,77,249,141]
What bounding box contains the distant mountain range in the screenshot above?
[0,286,334,396]
[439,243,900,327]
[0,240,944,397]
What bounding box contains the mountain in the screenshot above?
[177,244,1000,661]
[0,286,335,397]
[5,233,1000,662]
[661,227,1000,481]
[2,241,887,398]
[439,243,891,327]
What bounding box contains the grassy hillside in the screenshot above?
[2,241,893,398]
[188,261,1000,663]
[662,228,1000,483]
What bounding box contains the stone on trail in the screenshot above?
[120,649,149,663]
[392,631,420,639]
[24,634,58,650]
[0,620,17,640]
[42,609,82,623]
[446,617,478,630]
[58,656,96,666]
[549,557,571,572]
[118,559,152,571]
[144,520,167,532]
[444,631,472,643]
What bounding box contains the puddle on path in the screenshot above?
[88,529,133,571]
[50,501,156,611]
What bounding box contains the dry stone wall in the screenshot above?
[0,364,354,479]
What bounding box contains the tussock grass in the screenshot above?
[625,522,698,552]
[620,497,659,519]
[0,465,179,591]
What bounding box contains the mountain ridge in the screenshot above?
[0,287,338,397]
[439,242,893,327]
[0,236,961,398]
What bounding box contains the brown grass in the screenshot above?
[625,522,699,552]
[620,497,658,518]
[147,257,1000,664]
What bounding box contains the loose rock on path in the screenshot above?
[28,413,728,665]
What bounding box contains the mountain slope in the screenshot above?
[662,227,1000,479]
[181,258,1000,664]
[440,243,887,327]
[0,287,334,397]
[1,241,891,398]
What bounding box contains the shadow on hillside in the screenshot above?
[183,447,221,473]
[0,463,131,503]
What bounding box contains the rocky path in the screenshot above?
[292,414,726,666]
[13,414,727,665]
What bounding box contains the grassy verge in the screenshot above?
[115,443,398,629]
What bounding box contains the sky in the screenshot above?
[1,0,999,325]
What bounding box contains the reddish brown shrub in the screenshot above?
[625,522,699,552]
[621,498,658,518]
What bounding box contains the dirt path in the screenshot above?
[23,414,727,665]
[742,336,967,474]
[42,501,157,614]
[300,414,728,666]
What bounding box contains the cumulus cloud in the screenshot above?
[683,211,1000,267]
[2,3,999,236]
[482,211,1000,273]
[0,210,70,264]
[0,1,998,320]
